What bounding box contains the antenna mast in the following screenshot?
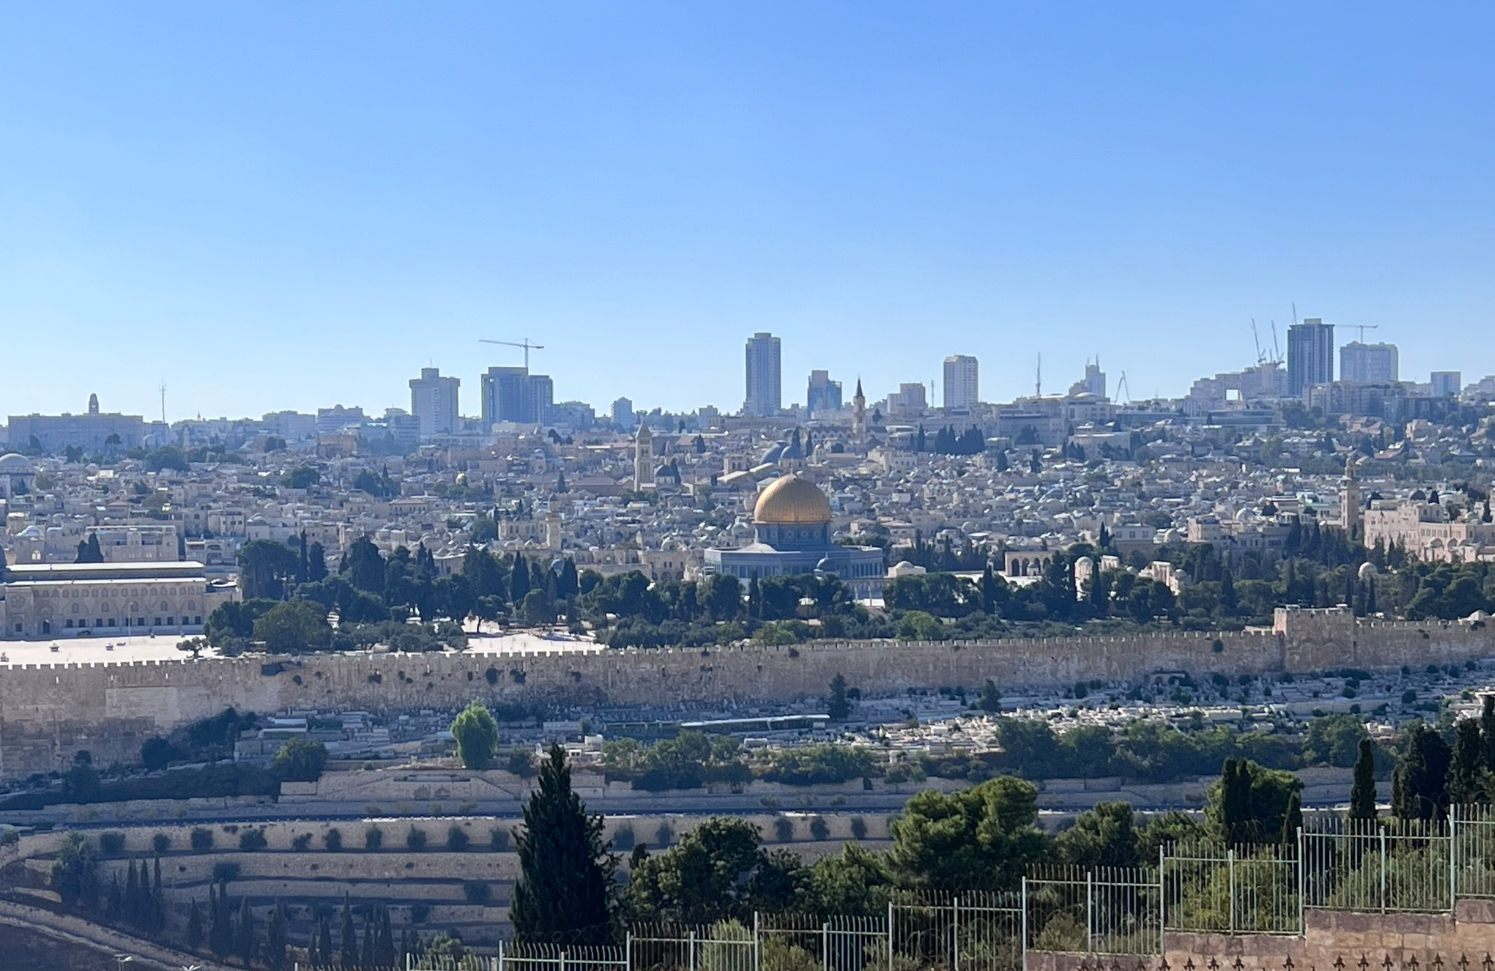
[159,381,166,426]
[1035,354,1042,398]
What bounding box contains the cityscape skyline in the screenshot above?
[4,4,1494,420]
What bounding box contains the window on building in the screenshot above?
[154,617,162,626]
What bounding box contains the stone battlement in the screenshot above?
[0,616,1489,780]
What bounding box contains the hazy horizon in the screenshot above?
[3,3,1492,421]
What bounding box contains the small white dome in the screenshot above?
[0,453,36,474]
[1358,562,1380,581]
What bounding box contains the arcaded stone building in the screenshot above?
[0,560,236,639]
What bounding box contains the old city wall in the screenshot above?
[0,616,1489,780]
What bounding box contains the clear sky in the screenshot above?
[2,3,1492,422]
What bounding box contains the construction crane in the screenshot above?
[1251,319,1265,365]
[478,337,545,369]
[1348,323,1380,342]
[1270,321,1281,363]
[1115,371,1131,405]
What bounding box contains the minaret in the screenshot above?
[1340,456,1362,537]
[633,422,655,491]
[851,379,867,442]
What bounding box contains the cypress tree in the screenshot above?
[361,916,376,967]
[510,744,617,946]
[106,872,122,922]
[1280,790,1303,846]
[1481,696,1495,773]
[339,894,357,969]
[125,860,139,927]
[137,857,150,931]
[317,914,334,968]
[1350,738,1378,820]
[236,895,255,966]
[187,898,203,951]
[510,552,530,603]
[1394,724,1452,820]
[376,906,396,965]
[265,900,288,971]
[152,856,165,933]
[1449,720,1484,805]
[209,881,233,958]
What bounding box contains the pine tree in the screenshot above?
[187,898,203,951]
[510,744,617,946]
[1394,724,1452,820]
[1350,738,1378,819]
[339,894,357,969]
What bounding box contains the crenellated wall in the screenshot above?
[0,612,1488,780]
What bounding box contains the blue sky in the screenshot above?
[2,3,1492,421]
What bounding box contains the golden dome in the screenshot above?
[753,474,832,525]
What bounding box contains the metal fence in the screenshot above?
[297,806,1495,971]
[1026,867,1161,956]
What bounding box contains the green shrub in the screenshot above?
[151,833,171,854]
[446,826,470,852]
[462,880,493,905]
[406,827,427,852]
[190,828,214,851]
[774,817,794,842]
[365,827,383,851]
[324,828,342,851]
[239,829,268,851]
[809,817,830,841]
[611,825,635,851]
[212,862,240,882]
[98,831,126,855]
[849,817,868,840]
[489,827,510,852]
[654,822,673,848]
[292,833,312,852]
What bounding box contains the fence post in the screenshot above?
[754,911,762,971]
[1450,806,1458,913]
[952,894,961,971]
[1157,845,1166,955]
[626,932,633,971]
[689,929,697,971]
[1226,849,1235,934]
[1021,876,1029,971]
[1086,870,1094,954]
[560,949,567,971]
[496,940,503,971]
[822,921,830,971]
[886,899,895,971]
[1297,826,1305,935]
[1380,828,1388,914]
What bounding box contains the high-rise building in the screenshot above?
[942,355,979,409]
[1287,318,1335,396]
[612,397,635,429]
[1083,360,1107,399]
[408,367,461,440]
[1430,371,1462,397]
[806,370,842,417]
[744,332,782,417]
[315,404,366,436]
[1339,343,1399,384]
[480,366,552,428]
